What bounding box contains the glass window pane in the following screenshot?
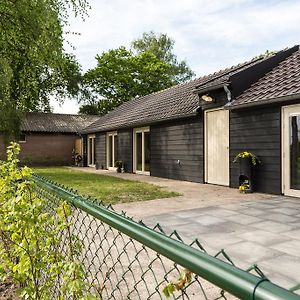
[290,116,300,190]
[114,135,118,167]
[109,135,113,167]
[92,138,95,165]
[144,131,150,172]
[89,138,93,165]
[136,132,142,171]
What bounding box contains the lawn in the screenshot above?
[33,167,180,205]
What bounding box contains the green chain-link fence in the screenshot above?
[32,174,300,300]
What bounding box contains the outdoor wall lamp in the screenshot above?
[201,94,214,102]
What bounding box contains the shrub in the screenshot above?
[0,143,97,299]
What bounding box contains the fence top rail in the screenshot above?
[32,174,300,300]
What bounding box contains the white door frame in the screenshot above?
[282,104,300,197]
[106,131,118,170]
[87,134,96,167]
[133,127,150,175]
[204,107,230,186]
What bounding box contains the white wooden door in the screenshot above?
[205,108,229,186]
[282,104,300,197]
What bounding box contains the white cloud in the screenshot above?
[53,0,300,113]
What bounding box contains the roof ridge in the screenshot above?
[26,112,99,118]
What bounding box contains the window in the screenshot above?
[87,134,96,166]
[133,127,150,175]
[107,132,118,169]
[19,133,26,143]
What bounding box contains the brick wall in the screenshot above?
[0,133,79,166]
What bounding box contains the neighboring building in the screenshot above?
[81,45,300,197]
[0,112,98,166]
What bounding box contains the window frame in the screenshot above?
[19,133,26,143]
[87,134,96,167]
[106,131,118,170]
[133,127,150,175]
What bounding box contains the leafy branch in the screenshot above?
[0,142,97,299]
[163,269,193,298]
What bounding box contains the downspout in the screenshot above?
[224,85,232,102]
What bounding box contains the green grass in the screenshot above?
[33,167,180,205]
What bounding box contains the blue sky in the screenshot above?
[52,0,300,113]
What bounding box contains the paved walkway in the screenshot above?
[71,167,300,290]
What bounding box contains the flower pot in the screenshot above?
[238,157,253,192]
[239,157,252,177]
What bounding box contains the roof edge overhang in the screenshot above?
[192,82,229,95]
[225,93,300,110]
[80,112,199,135]
[19,130,80,134]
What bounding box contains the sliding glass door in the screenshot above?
[133,127,150,175]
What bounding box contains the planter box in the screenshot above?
[239,157,253,192]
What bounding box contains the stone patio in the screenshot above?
[71,167,300,290]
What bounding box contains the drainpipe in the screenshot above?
[224,85,232,102]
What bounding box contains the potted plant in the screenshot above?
[233,151,261,166]
[115,160,123,173]
[233,151,261,193]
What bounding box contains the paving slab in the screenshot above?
[250,220,296,233]
[236,230,291,246]
[271,240,300,258]
[269,207,300,215]
[224,213,262,225]
[259,254,300,285]
[237,207,267,216]
[263,213,299,223]
[224,241,284,265]
[282,228,300,240]
[71,167,300,292]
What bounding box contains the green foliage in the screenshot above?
[233,151,261,166]
[163,269,192,298]
[132,31,195,83]
[0,0,89,140]
[0,143,97,299]
[78,103,101,115]
[84,46,173,114]
[82,32,195,114]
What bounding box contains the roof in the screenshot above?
[229,47,300,108]
[82,54,275,134]
[21,112,99,133]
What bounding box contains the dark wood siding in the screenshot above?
[95,132,106,169]
[150,117,203,183]
[117,129,133,172]
[230,106,281,194]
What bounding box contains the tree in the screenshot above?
[0,0,89,140]
[132,31,195,83]
[83,46,174,114]
[79,104,101,115]
[82,32,194,114]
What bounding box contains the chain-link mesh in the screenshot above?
[33,177,299,300]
